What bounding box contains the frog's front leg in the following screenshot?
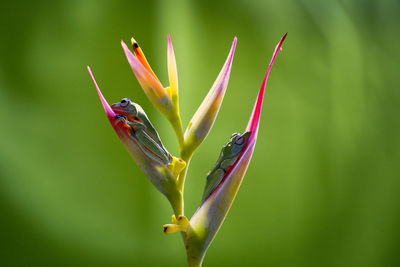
[131,121,146,131]
[119,117,171,165]
[202,168,225,202]
[114,116,145,140]
[128,124,172,165]
[114,115,134,133]
[219,157,237,173]
[125,120,146,140]
[124,119,146,131]
[114,115,129,126]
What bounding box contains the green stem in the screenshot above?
[186,256,203,267]
[169,149,192,217]
[169,113,185,151]
[177,140,195,190]
[168,111,203,266]
[177,155,192,192]
[169,189,183,217]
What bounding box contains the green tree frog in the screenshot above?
[202,131,251,202]
[111,98,172,165]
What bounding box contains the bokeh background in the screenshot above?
[1,0,399,266]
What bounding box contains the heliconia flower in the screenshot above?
[121,36,180,120]
[87,66,181,201]
[183,37,237,156]
[184,33,287,265]
[167,35,179,109]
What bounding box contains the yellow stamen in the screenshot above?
[168,157,186,178]
[163,215,190,234]
[171,215,178,224]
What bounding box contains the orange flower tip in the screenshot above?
[131,37,139,48]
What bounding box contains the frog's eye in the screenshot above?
[231,132,239,138]
[234,136,245,145]
[120,98,130,107]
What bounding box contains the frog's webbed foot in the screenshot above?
[163,215,190,234]
[114,115,127,124]
[114,115,132,132]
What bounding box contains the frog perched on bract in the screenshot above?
[202,131,251,202]
[111,98,172,166]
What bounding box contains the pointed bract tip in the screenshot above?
[246,33,287,133]
[231,37,237,51]
[225,37,237,67]
[121,40,132,54]
[167,34,173,47]
[279,32,287,46]
[225,37,237,74]
[182,35,238,154]
[87,66,116,120]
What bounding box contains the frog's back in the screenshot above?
[134,103,163,146]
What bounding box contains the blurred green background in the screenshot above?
[1,0,399,266]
